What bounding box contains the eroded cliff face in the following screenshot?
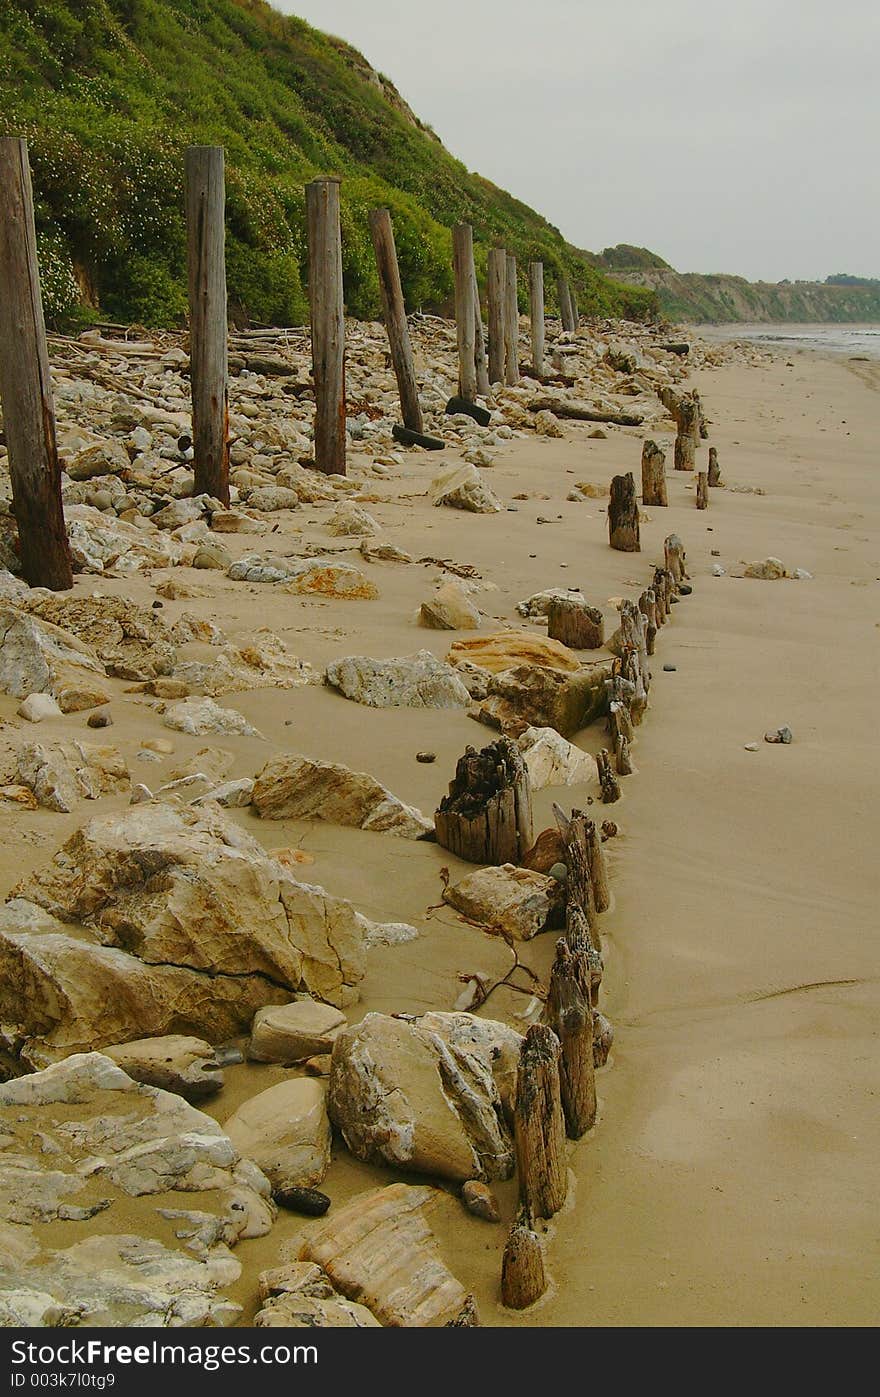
[607,265,880,323]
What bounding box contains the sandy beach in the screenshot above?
[1,334,877,1327]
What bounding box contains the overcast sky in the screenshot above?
[276,0,878,283]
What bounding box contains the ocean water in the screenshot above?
[694,322,880,360]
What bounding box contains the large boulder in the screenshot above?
[328,1011,521,1183]
[419,580,481,631]
[223,1079,331,1191]
[252,753,432,838]
[325,650,470,709]
[0,604,110,712]
[22,594,176,681]
[477,661,612,737]
[516,725,596,789]
[448,630,582,675]
[0,802,389,1066]
[0,1052,273,1327]
[443,864,564,940]
[297,1183,476,1326]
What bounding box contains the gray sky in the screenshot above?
[276,0,878,283]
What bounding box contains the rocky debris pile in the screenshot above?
[328,1011,522,1183]
[0,802,403,1067]
[0,1052,273,1327]
[0,603,110,713]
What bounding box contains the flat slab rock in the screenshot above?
[0,802,394,1067]
[249,1000,347,1064]
[0,1052,274,1327]
[328,1011,522,1183]
[104,1034,225,1101]
[325,650,471,709]
[443,863,564,940]
[297,1183,477,1326]
[252,752,432,838]
[448,630,582,675]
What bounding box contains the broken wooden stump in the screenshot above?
[641,439,668,507]
[639,587,658,655]
[593,1010,614,1068]
[546,596,604,650]
[708,446,722,486]
[696,470,709,509]
[435,737,533,866]
[596,749,621,803]
[585,818,610,914]
[673,394,699,471]
[557,275,576,334]
[608,472,640,551]
[501,1209,547,1309]
[616,733,633,776]
[664,533,688,591]
[514,1024,567,1218]
[545,939,596,1137]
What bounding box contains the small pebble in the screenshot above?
[711,549,721,557]
[600,821,619,840]
[273,1186,331,1217]
[764,726,793,745]
[663,664,677,672]
[87,709,112,728]
[744,742,760,752]
[461,1180,500,1223]
[548,861,568,882]
[152,600,163,609]
[678,582,693,595]
[416,751,436,764]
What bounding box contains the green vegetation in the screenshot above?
[0,0,656,326]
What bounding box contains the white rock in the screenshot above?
[516,725,596,789]
[252,753,432,838]
[327,502,381,536]
[431,462,502,513]
[162,697,261,736]
[325,650,470,709]
[17,693,63,723]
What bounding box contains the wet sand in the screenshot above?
[2,344,877,1326]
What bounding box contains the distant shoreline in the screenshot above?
[692,321,880,361]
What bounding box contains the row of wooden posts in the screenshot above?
[0,137,583,593]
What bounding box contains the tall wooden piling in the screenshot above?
[608,472,640,551]
[557,275,576,333]
[514,1024,567,1218]
[570,284,579,328]
[529,261,545,377]
[185,146,230,506]
[0,137,72,590]
[369,208,422,432]
[452,223,477,403]
[487,248,507,385]
[306,177,346,475]
[473,268,491,396]
[641,439,668,506]
[504,253,519,386]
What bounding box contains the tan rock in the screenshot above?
[327,502,381,536]
[252,753,432,838]
[419,580,481,631]
[298,1183,476,1326]
[516,725,596,788]
[16,741,129,813]
[281,560,379,600]
[249,1001,347,1064]
[443,864,564,940]
[0,604,110,713]
[431,463,501,513]
[477,659,612,737]
[448,630,582,675]
[223,1078,331,1191]
[22,595,177,682]
[104,1034,224,1101]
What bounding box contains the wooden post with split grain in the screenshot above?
[435,737,533,866]
[185,145,230,505]
[528,261,545,377]
[487,248,507,384]
[639,586,658,655]
[0,136,73,590]
[545,939,596,1137]
[514,1024,567,1218]
[585,819,610,913]
[452,223,477,403]
[473,267,491,396]
[306,177,346,475]
[504,253,519,385]
[558,809,600,955]
[608,472,640,551]
[708,446,722,486]
[664,533,688,590]
[570,284,579,327]
[501,1210,547,1309]
[674,394,699,471]
[547,596,604,649]
[696,470,709,509]
[368,208,423,433]
[557,275,576,333]
[641,439,667,506]
[596,748,621,803]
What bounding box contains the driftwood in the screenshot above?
[445,396,491,427]
[514,1025,567,1218]
[608,472,640,551]
[501,1211,547,1309]
[517,364,576,388]
[392,423,445,450]
[596,749,621,804]
[529,397,643,427]
[545,940,596,1137]
[641,439,667,507]
[696,470,709,509]
[547,597,604,649]
[435,738,533,866]
[708,446,722,486]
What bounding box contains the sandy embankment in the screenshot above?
[1,345,877,1326]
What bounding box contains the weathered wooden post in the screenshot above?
[545,939,596,1137]
[0,137,73,590]
[641,439,667,506]
[570,284,579,327]
[708,445,722,486]
[696,470,709,509]
[596,749,621,803]
[557,275,576,333]
[368,208,422,433]
[473,267,491,396]
[664,533,688,590]
[487,248,507,385]
[185,145,230,506]
[306,177,346,475]
[608,472,640,551]
[529,261,545,377]
[504,253,519,385]
[452,223,477,403]
[547,597,604,649]
[514,1024,567,1218]
[673,394,699,471]
[435,738,533,866]
[501,1210,547,1309]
